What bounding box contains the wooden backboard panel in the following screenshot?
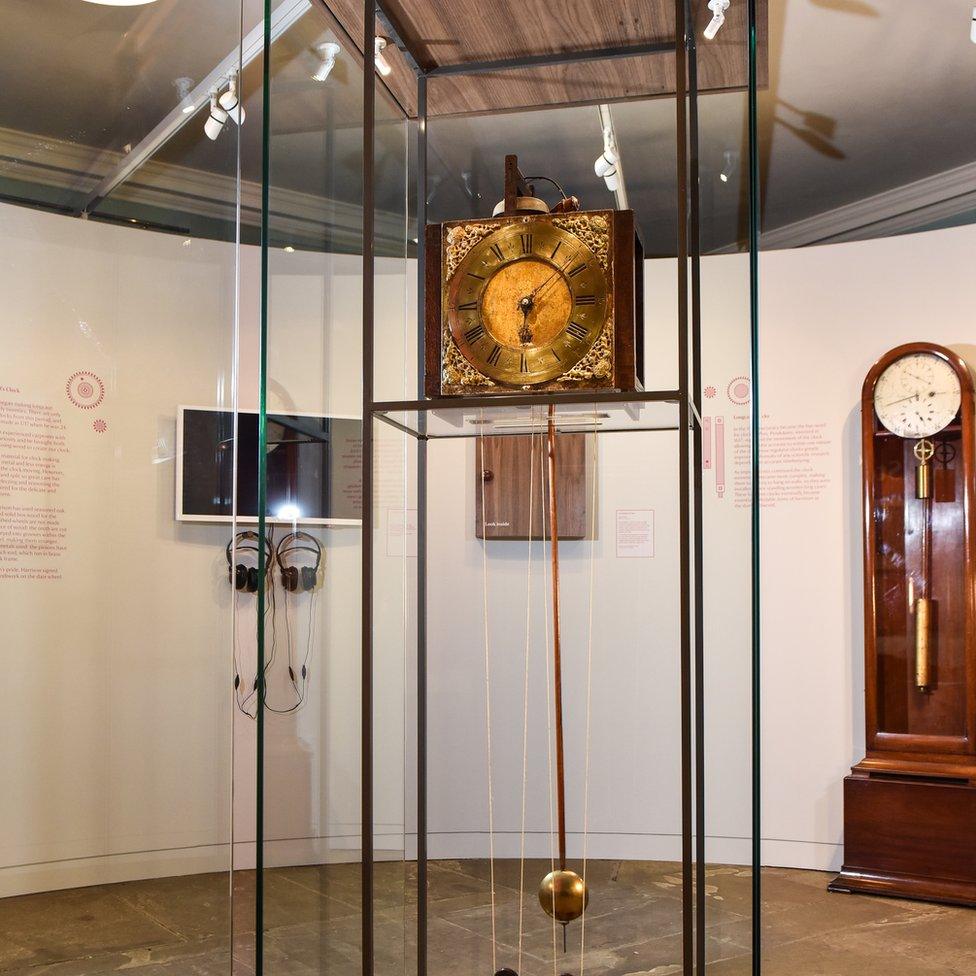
[322,0,767,119]
[475,434,587,541]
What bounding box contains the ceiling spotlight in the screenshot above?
[204,91,228,141]
[283,245,296,253]
[704,0,730,40]
[313,41,341,82]
[81,0,159,5]
[218,72,245,125]
[719,149,739,183]
[374,36,393,77]
[594,126,620,193]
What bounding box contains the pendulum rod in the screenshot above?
[547,405,568,871]
[540,408,587,956]
[914,438,934,691]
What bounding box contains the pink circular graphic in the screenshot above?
[93,419,108,433]
[66,371,105,410]
[727,376,751,406]
[704,385,717,399]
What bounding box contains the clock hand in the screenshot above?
[528,256,574,302]
[880,394,921,408]
[518,296,533,344]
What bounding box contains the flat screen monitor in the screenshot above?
[176,407,362,525]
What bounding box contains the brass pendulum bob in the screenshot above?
[538,408,589,943]
[539,867,590,925]
[915,595,932,691]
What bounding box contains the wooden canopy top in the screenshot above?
[322,0,768,118]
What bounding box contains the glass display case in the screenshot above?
[251,2,762,974]
[0,2,759,975]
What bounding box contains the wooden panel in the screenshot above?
[475,434,586,540]
[316,0,419,117]
[387,0,674,67]
[321,0,767,119]
[830,775,976,907]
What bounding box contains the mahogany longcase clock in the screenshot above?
[830,341,976,906]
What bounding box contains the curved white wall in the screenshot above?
[3,200,973,895]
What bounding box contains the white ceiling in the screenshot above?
[758,0,976,244]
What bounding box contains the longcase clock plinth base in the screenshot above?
[829,770,976,907]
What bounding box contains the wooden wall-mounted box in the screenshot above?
[475,434,587,541]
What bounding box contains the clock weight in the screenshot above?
[914,438,934,499]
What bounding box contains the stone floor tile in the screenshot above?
[0,887,179,971]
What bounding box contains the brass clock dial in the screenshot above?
[446,221,610,387]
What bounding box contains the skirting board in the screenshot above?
[0,833,842,898]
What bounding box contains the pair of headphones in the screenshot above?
[226,531,274,592]
[276,531,322,593]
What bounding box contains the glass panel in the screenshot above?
[257,5,410,975]
[0,0,251,219]
[376,398,683,440]
[406,64,688,976]
[690,0,758,970]
[420,425,685,976]
[755,4,976,972]
[0,1,244,973]
[371,40,414,976]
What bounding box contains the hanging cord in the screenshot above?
[264,571,317,715]
[478,422,499,972]
[230,530,272,719]
[516,429,537,974]
[538,430,558,976]
[579,423,599,976]
[264,531,321,715]
[233,588,258,719]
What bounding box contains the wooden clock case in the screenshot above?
[830,342,976,906]
[424,156,644,398]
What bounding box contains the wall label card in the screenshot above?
[615,509,654,558]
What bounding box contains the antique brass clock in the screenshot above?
[425,156,643,397]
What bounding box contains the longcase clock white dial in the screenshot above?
[873,352,961,438]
